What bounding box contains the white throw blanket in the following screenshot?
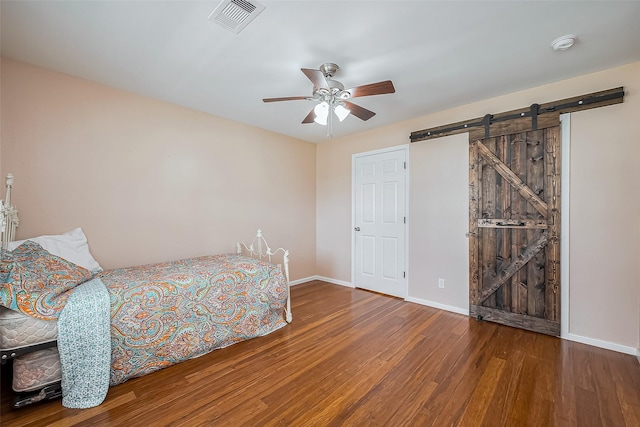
[57,278,111,408]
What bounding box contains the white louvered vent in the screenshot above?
[208,0,266,34]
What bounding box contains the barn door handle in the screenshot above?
[496,221,526,227]
[354,227,361,231]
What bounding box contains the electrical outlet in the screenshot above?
[438,278,445,289]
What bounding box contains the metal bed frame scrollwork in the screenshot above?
[1,174,55,367]
[237,229,292,323]
[1,173,19,259]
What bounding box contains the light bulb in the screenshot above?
[314,102,329,125]
[334,104,351,122]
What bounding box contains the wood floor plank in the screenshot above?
[456,356,506,426]
[591,349,627,426]
[46,392,137,427]
[482,347,526,426]
[576,386,603,427]
[2,281,639,426]
[615,353,640,426]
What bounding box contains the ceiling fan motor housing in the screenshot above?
[319,63,339,78]
[314,64,349,101]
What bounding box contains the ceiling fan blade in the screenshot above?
[344,101,376,121]
[346,80,395,98]
[301,68,328,89]
[263,96,309,103]
[302,107,316,124]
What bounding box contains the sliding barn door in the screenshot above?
[469,118,561,336]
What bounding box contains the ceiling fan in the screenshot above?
[262,63,395,129]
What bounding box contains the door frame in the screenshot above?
[560,113,570,339]
[351,144,410,298]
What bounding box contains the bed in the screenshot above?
[0,174,292,409]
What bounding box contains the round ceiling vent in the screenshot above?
[551,34,577,51]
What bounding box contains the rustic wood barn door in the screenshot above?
[410,88,623,336]
[469,114,561,336]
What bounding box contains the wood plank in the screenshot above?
[468,112,560,140]
[477,141,548,217]
[411,318,502,425]
[576,387,603,426]
[591,350,628,426]
[478,218,548,229]
[3,282,639,426]
[470,304,560,336]
[545,126,561,322]
[510,132,528,314]
[47,392,137,427]
[617,356,640,426]
[547,86,625,114]
[469,141,480,305]
[481,335,527,426]
[478,232,548,303]
[410,87,622,142]
[504,354,552,425]
[526,129,546,318]
[456,356,506,426]
[496,135,510,310]
[480,138,498,308]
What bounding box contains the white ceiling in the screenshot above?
[2,1,640,143]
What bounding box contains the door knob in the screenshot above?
[354,227,361,231]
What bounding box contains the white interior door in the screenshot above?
[353,147,407,298]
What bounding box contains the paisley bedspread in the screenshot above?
[98,254,287,386]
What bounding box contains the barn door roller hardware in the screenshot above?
[530,103,539,131]
[410,87,624,142]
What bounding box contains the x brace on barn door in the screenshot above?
[473,140,550,304]
[475,141,547,217]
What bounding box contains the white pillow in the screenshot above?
[8,228,103,273]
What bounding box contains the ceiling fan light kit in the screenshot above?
[263,62,395,137]
[313,102,330,125]
[334,103,351,122]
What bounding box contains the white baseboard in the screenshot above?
[405,296,469,316]
[562,333,637,356]
[289,276,316,286]
[313,276,354,288]
[637,348,640,364]
[289,275,354,288]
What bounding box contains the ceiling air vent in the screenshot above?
[208,0,266,34]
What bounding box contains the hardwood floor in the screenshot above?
[1,281,639,426]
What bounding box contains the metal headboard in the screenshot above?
[237,229,292,323]
[1,174,19,258]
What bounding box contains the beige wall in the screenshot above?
[317,62,640,350]
[2,57,638,352]
[0,59,317,280]
[408,133,469,311]
[568,97,639,346]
